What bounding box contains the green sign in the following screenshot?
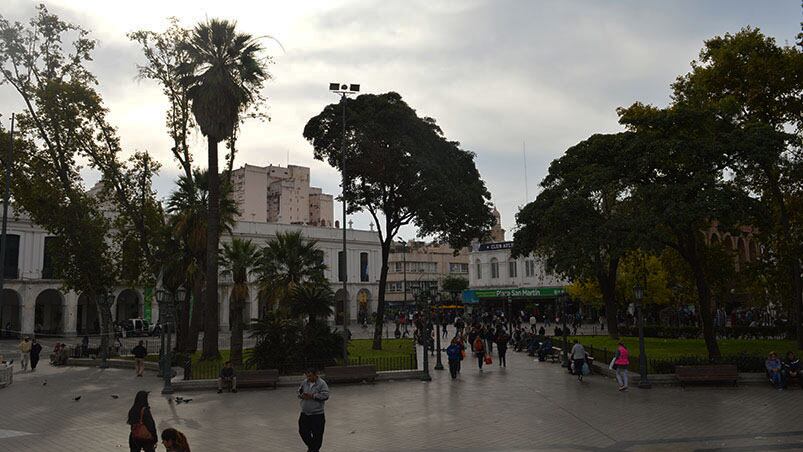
[143,287,153,322]
[462,286,565,303]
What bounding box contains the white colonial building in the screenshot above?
[0,208,381,338]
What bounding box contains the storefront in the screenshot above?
[461,286,569,317]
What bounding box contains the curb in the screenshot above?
[171,369,426,392]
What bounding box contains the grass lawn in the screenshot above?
[569,335,803,360]
[348,338,414,359]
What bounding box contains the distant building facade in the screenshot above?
[385,241,470,308]
[231,163,334,227]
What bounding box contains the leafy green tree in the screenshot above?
[672,28,803,346]
[441,275,468,302]
[254,231,326,313]
[247,312,343,372]
[289,283,334,325]
[129,18,195,183]
[179,19,270,359]
[512,133,640,338]
[303,92,494,349]
[0,6,163,355]
[618,102,758,359]
[220,237,259,367]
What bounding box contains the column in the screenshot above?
[249,284,259,321]
[63,290,78,337]
[20,285,34,336]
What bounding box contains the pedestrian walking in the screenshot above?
[473,335,486,371]
[18,337,31,371]
[298,368,329,452]
[160,428,191,452]
[132,340,147,377]
[611,341,629,391]
[570,339,588,382]
[495,329,508,368]
[29,338,42,371]
[446,337,462,379]
[127,391,157,452]
[529,315,537,333]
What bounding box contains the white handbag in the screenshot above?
[608,357,616,370]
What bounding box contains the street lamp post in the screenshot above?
[433,292,444,371]
[397,238,408,331]
[633,282,651,389]
[419,291,431,381]
[157,288,181,395]
[329,82,360,365]
[559,291,570,368]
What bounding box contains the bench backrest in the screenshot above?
[239,369,279,379]
[676,364,738,376]
[324,365,377,376]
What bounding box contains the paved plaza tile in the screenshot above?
[1,346,803,451]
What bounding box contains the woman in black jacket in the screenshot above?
[127,390,158,452]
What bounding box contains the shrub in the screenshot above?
[246,312,344,373]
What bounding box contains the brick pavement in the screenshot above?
[1,346,803,451]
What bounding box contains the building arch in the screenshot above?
[77,293,100,335]
[475,259,482,280]
[334,289,349,326]
[0,289,21,338]
[115,289,141,321]
[34,288,63,335]
[490,257,499,279]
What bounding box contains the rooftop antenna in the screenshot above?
[523,140,529,205]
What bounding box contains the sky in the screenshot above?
[1,0,801,241]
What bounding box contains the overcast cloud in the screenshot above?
[1,0,800,240]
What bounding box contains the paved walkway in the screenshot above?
[1,347,803,451]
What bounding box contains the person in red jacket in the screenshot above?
[613,341,629,391]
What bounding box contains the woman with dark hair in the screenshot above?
[127,390,157,452]
[161,428,191,452]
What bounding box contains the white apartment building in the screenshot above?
[0,208,381,337]
[231,163,334,227]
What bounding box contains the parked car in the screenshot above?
[119,319,157,337]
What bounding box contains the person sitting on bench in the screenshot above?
[218,361,238,393]
[766,351,785,389]
[783,351,802,389]
[537,337,553,361]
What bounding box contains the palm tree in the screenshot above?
[220,238,259,367]
[289,283,334,325]
[255,231,326,314]
[166,169,239,353]
[180,19,268,359]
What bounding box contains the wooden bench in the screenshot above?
[548,347,562,363]
[676,364,738,387]
[234,369,279,389]
[323,365,377,384]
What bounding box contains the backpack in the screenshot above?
[131,407,153,442]
[473,337,484,352]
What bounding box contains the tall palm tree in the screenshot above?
[180,19,268,359]
[289,283,334,325]
[166,169,239,353]
[220,238,259,367]
[255,231,326,313]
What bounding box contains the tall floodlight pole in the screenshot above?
[0,114,14,333]
[634,281,651,389]
[398,238,408,330]
[329,83,360,365]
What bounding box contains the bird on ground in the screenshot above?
[74,396,81,401]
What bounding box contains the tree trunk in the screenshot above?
[688,253,721,361]
[791,259,803,348]
[175,289,191,352]
[95,293,113,360]
[230,294,243,367]
[187,278,204,353]
[598,257,620,339]
[203,138,221,360]
[372,240,391,350]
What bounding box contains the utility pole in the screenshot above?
[0,114,14,334]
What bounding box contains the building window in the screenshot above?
[475,259,482,279]
[338,251,346,282]
[525,260,535,277]
[406,262,437,273]
[3,234,19,279]
[387,282,403,292]
[508,260,517,278]
[490,258,499,279]
[42,236,58,279]
[394,261,403,273]
[407,280,438,294]
[360,252,369,282]
[449,263,469,273]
